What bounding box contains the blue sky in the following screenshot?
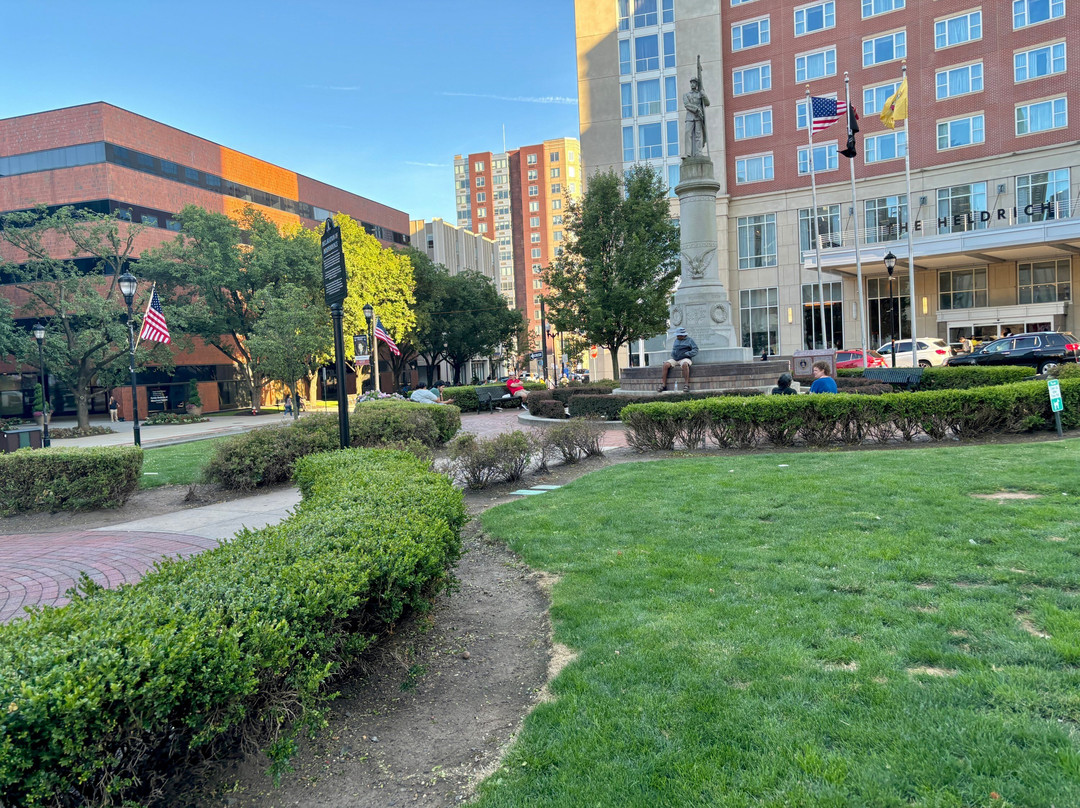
[1,1,580,223]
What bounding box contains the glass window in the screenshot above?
[531,233,541,243]
[797,143,838,174]
[1017,168,1071,223]
[1016,97,1067,134]
[796,48,837,82]
[527,153,538,165]
[532,248,542,259]
[795,1,835,35]
[552,199,563,210]
[474,161,485,172]
[637,78,662,115]
[863,31,906,67]
[937,182,988,234]
[617,0,630,31]
[735,154,774,184]
[477,207,487,218]
[737,214,777,268]
[663,0,674,23]
[667,120,679,156]
[1013,0,1065,28]
[862,0,904,16]
[530,216,540,227]
[475,176,485,187]
[621,83,633,118]
[936,63,983,99]
[799,205,842,251]
[733,17,770,50]
[140,214,159,227]
[551,183,562,194]
[634,0,658,26]
[739,287,780,355]
[863,81,902,115]
[734,108,773,140]
[665,76,678,112]
[165,218,181,231]
[635,35,659,71]
[476,192,486,202]
[619,39,631,75]
[529,201,540,212]
[638,123,663,158]
[802,282,843,350]
[663,31,675,67]
[935,10,982,48]
[528,169,538,180]
[668,164,680,197]
[865,130,907,163]
[1015,42,1067,81]
[1018,258,1071,303]
[938,268,988,310]
[550,167,561,178]
[733,63,771,95]
[528,185,539,196]
[623,126,634,162]
[937,114,985,149]
[864,195,908,243]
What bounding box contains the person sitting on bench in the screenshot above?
[658,327,698,392]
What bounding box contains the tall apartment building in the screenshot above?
[453,138,582,359]
[576,0,1080,363]
[409,218,499,280]
[0,102,410,416]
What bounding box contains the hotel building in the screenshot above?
[575,0,1080,365]
[408,217,499,280]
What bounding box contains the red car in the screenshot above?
[835,349,888,369]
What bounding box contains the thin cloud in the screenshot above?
[405,161,451,168]
[441,91,577,105]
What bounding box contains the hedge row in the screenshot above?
[0,449,466,808]
[440,381,545,412]
[620,378,1080,451]
[0,446,142,515]
[837,364,1036,390]
[204,403,461,491]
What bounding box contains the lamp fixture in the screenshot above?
[32,322,45,342]
[883,251,897,275]
[118,271,138,305]
[362,303,373,323]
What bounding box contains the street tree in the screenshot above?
[440,270,523,384]
[542,165,680,380]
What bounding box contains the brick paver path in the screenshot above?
[0,531,219,623]
[459,408,629,449]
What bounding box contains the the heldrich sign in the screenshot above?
[321,219,347,307]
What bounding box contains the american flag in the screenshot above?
[138,287,171,344]
[374,318,400,356]
[810,96,849,134]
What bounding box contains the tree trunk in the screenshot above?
[75,390,91,430]
[608,345,621,381]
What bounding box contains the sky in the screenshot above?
[1,1,581,223]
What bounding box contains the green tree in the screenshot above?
[542,165,680,380]
[399,248,451,386]
[440,271,524,385]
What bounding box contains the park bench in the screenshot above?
[862,368,924,391]
[475,384,522,413]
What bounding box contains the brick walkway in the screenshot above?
[460,408,629,449]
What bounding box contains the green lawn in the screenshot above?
[140,437,225,488]
[478,440,1080,808]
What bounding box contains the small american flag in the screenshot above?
[374,318,400,356]
[810,96,848,134]
[138,287,171,344]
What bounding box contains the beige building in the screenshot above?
[576,0,1080,368]
[408,218,499,280]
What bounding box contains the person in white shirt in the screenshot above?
[409,382,452,404]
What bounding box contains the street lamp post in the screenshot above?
[117,271,142,448]
[32,323,50,448]
[539,298,549,384]
[884,251,897,369]
[363,303,374,393]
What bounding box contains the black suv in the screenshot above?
[945,331,1079,374]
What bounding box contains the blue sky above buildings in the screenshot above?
[1,0,580,223]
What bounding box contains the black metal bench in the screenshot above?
[862,368,924,390]
[475,385,522,413]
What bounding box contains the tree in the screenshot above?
[440,271,523,384]
[542,165,680,380]
[400,248,451,386]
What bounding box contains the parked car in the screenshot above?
[835,349,889,369]
[944,331,1079,375]
[876,338,953,367]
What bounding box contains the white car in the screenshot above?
[876,338,954,367]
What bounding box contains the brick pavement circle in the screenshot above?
[0,531,220,623]
[459,407,629,448]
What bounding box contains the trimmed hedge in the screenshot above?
[0,446,142,515]
[204,404,461,491]
[840,365,1036,390]
[533,399,567,419]
[0,449,465,808]
[441,381,545,413]
[621,378,1080,451]
[566,389,762,420]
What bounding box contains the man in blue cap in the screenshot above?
[658,327,698,392]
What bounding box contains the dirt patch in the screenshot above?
[822,661,859,672]
[971,491,1042,501]
[906,667,958,677]
[1016,613,1052,639]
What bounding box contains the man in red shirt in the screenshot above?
[506,374,527,399]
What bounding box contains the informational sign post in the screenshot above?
[322,218,350,449]
[1048,378,1064,438]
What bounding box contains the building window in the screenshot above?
[531,248,542,259]
[1016,97,1067,134]
[936,63,983,99]
[863,80,902,114]
[551,167,561,178]
[115,208,132,222]
[667,120,679,156]
[865,130,907,163]
[476,192,486,202]
[165,218,181,231]
[795,1,835,35]
[619,39,631,75]
[527,153,538,165]
[1017,168,1071,223]
[552,199,563,210]
[533,279,543,290]
[937,182,988,234]
[551,183,562,194]
[867,274,910,347]
[939,268,988,310]
[617,0,630,30]
[802,282,843,350]
[533,263,542,273]
[663,0,674,22]
[798,205,842,252]
[477,207,487,218]
[937,114,985,149]
[735,154,774,184]
[475,177,485,187]
[664,76,678,112]
[552,215,563,225]
[638,122,663,158]
[668,164,680,197]
[864,195,907,243]
[529,185,539,196]
[797,143,838,175]
[531,233,541,243]
[663,31,675,67]
[530,216,540,227]
[141,214,159,227]
[635,34,659,71]
[740,287,780,355]
[734,108,773,139]
[862,0,904,17]
[550,152,560,162]
[733,63,771,96]
[634,0,658,26]
[623,126,634,162]
[1015,42,1067,81]
[478,223,489,233]
[529,201,540,212]
[621,83,633,118]
[1019,258,1071,303]
[528,169,538,181]
[863,31,906,67]
[796,47,837,82]
[737,214,777,269]
[474,161,485,172]
[935,10,982,48]
[733,17,770,50]
[1014,0,1064,29]
[553,231,564,241]
[637,78,661,115]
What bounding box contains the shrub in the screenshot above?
[916,365,1035,390]
[143,411,209,426]
[447,434,498,489]
[492,431,535,482]
[533,399,567,419]
[0,446,142,515]
[549,383,614,407]
[46,425,115,439]
[187,380,202,407]
[569,390,762,420]
[542,418,606,463]
[526,388,555,416]
[0,449,464,808]
[1050,363,1080,380]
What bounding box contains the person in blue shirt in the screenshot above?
[658,327,699,392]
[809,361,838,393]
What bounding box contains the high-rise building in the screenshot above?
[454,138,582,363]
[409,218,499,280]
[576,0,1080,364]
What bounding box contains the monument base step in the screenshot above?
[618,359,791,393]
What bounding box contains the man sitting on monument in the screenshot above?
[658,327,699,392]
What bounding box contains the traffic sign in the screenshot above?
[1048,378,1063,413]
[529,351,543,360]
[321,218,348,307]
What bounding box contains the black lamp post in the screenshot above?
[362,303,374,392]
[118,271,142,448]
[32,323,50,448]
[884,251,897,369]
[441,330,448,384]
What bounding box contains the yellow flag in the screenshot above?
[880,77,908,129]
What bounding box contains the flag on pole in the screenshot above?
[810,97,849,133]
[880,78,908,129]
[138,286,171,344]
[839,105,861,158]
[374,318,400,356]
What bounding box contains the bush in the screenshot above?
[549,383,614,407]
[526,389,554,415]
[0,449,464,808]
[143,411,209,426]
[187,380,202,407]
[1050,363,1080,380]
[542,419,605,463]
[0,446,142,515]
[533,399,567,419]
[447,431,536,488]
[46,425,115,439]
[916,365,1035,390]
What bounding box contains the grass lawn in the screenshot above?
[139,437,225,488]
[478,440,1080,808]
